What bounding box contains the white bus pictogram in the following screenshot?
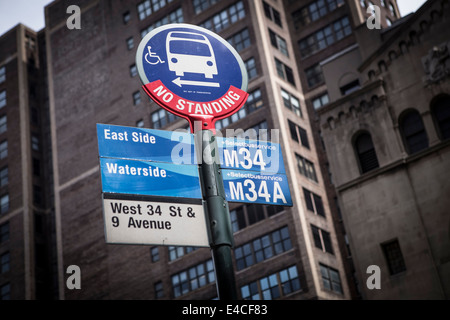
[166,31,218,79]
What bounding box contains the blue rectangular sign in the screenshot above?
[97,123,196,164]
[222,169,292,206]
[100,157,202,199]
[97,124,291,204]
[217,137,286,174]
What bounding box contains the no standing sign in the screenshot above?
[136,23,249,132]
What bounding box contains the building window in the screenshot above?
[227,28,251,52]
[311,225,333,254]
[389,3,397,17]
[0,167,8,187]
[354,132,379,173]
[340,79,360,96]
[320,264,343,294]
[216,117,230,130]
[237,121,269,141]
[236,243,253,270]
[229,203,284,233]
[136,119,144,128]
[431,95,450,140]
[312,93,329,110]
[137,0,151,20]
[215,88,263,130]
[200,1,245,33]
[382,239,406,275]
[245,58,257,80]
[0,222,9,244]
[150,247,159,262]
[123,11,131,24]
[0,141,7,159]
[0,91,6,108]
[193,0,220,14]
[298,16,352,59]
[171,259,215,297]
[0,194,8,215]
[263,1,282,28]
[246,204,265,225]
[154,281,163,299]
[266,204,284,217]
[305,64,324,88]
[0,283,10,300]
[269,29,288,56]
[281,88,302,117]
[126,37,134,50]
[292,0,344,29]
[140,7,184,38]
[0,252,9,274]
[0,115,6,134]
[296,154,318,182]
[169,246,185,261]
[168,246,197,261]
[230,206,245,233]
[130,64,137,77]
[399,110,429,155]
[137,0,173,20]
[31,135,39,151]
[303,188,325,217]
[275,59,295,86]
[288,120,309,148]
[133,91,141,106]
[235,226,292,270]
[240,265,301,300]
[0,67,5,84]
[151,108,177,129]
[242,88,263,114]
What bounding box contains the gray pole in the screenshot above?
[197,129,238,300]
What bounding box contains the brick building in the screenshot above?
[0,25,57,300]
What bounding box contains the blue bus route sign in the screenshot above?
[99,158,202,199]
[97,123,196,164]
[222,169,292,206]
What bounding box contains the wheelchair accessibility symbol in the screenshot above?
[145,46,165,65]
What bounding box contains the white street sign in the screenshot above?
[102,197,209,247]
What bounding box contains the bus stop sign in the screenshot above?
[136,23,248,133]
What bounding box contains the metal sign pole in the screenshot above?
[197,129,237,300]
[135,24,250,300]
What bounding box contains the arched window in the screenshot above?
[354,132,379,173]
[431,95,450,140]
[399,110,429,154]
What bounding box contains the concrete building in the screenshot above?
[317,0,450,299]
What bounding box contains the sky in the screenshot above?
[0,0,429,36]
